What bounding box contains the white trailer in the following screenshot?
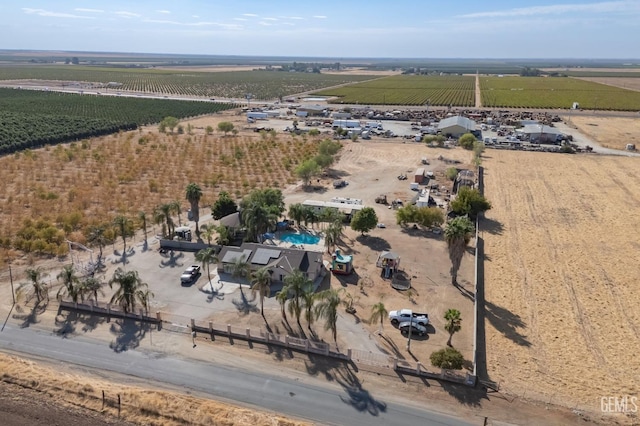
[332,119,361,129]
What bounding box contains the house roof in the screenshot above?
[521,124,562,135]
[217,243,322,273]
[437,116,476,131]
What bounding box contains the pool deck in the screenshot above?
[271,227,325,253]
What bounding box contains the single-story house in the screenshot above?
[437,116,476,138]
[216,243,324,286]
[297,104,327,116]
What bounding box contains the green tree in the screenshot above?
[450,187,491,220]
[295,159,321,186]
[444,216,474,285]
[369,301,388,334]
[314,153,334,170]
[170,200,182,226]
[215,224,232,246]
[205,125,214,135]
[324,221,342,254]
[282,270,312,329]
[80,276,104,303]
[445,167,458,181]
[113,215,133,253]
[185,182,203,233]
[108,268,153,314]
[444,308,462,347]
[196,247,218,289]
[218,121,235,135]
[240,188,285,217]
[211,191,238,220]
[287,203,305,227]
[458,133,477,150]
[160,116,179,133]
[251,267,271,320]
[138,211,148,246]
[314,289,341,343]
[276,287,289,323]
[301,287,317,331]
[24,267,48,304]
[86,224,111,261]
[56,265,80,303]
[430,347,464,370]
[199,223,215,245]
[308,128,320,136]
[155,203,175,238]
[395,204,418,227]
[242,202,277,243]
[416,207,444,228]
[231,254,250,291]
[350,207,378,236]
[318,139,341,156]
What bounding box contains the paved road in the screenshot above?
[0,324,472,426]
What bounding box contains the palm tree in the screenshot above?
[113,215,132,253]
[170,200,183,227]
[250,267,271,320]
[444,216,474,285]
[195,247,218,289]
[200,223,215,245]
[138,211,148,246]
[155,203,175,238]
[108,268,153,314]
[242,202,277,242]
[56,265,80,303]
[185,183,203,234]
[444,308,462,347]
[24,267,48,304]
[282,269,312,329]
[301,288,317,331]
[287,203,305,228]
[369,301,388,334]
[80,276,105,303]
[276,288,289,323]
[324,221,342,254]
[215,224,232,246]
[314,289,341,343]
[87,225,110,262]
[231,254,250,290]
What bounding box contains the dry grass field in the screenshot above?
[482,150,640,421]
[568,116,640,151]
[575,77,640,92]
[0,353,307,426]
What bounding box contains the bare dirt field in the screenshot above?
[567,116,640,151]
[575,77,640,92]
[542,68,640,73]
[152,65,262,72]
[481,149,640,423]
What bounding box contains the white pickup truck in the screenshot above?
[388,309,429,326]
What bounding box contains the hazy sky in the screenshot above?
[2,1,639,58]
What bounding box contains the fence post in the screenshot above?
[117,394,121,417]
[324,344,329,356]
[227,324,231,336]
[347,348,352,360]
[107,304,111,319]
[305,339,310,352]
[265,332,270,344]
[156,311,162,321]
[416,362,422,375]
[138,309,143,320]
[285,335,290,347]
[393,358,398,370]
[102,390,105,410]
[246,328,251,340]
[89,300,94,312]
[191,318,195,329]
[208,321,213,334]
[74,301,78,309]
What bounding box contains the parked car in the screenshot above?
[399,321,427,336]
[180,265,201,284]
[388,309,429,326]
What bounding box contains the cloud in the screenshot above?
[259,21,272,26]
[458,1,640,19]
[141,18,242,29]
[74,8,104,13]
[234,18,247,21]
[288,17,304,20]
[313,15,327,19]
[115,11,141,19]
[263,17,278,21]
[243,13,258,17]
[22,8,95,19]
[192,15,199,18]
[156,10,171,14]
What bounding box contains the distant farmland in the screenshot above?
[480,76,640,110]
[0,66,373,100]
[313,75,475,106]
[0,88,236,153]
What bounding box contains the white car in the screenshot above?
[377,223,386,228]
[180,265,201,284]
[389,309,429,326]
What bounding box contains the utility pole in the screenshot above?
[9,265,15,305]
[406,309,412,351]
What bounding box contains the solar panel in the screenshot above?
[221,249,253,264]
[252,248,281,265]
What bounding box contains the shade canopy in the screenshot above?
[379,251,400,260]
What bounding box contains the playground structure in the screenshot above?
[330,249,353,275]
[376,251,400,279]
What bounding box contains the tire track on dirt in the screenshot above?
[539,178,608,368]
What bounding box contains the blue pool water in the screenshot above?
[280,232,321,245]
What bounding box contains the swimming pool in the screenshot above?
[280,232,321,245]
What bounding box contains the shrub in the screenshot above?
[430,347,464,370]
[458,133,476,150]
[445,167,458,181]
